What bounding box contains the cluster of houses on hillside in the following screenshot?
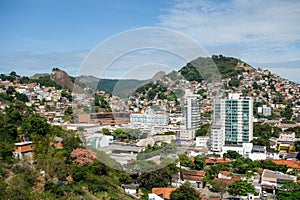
[0,79,72,123]
[1,68,300,199]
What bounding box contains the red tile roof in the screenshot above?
[272,160,300,170]
[214,176,241,186]
[199,193,207,199]
[199,194,222,200]
[152,188,176,199]
[182,169,206,181]
[205,157,231,164]
[219,171,231,176]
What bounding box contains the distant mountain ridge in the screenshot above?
[75,55,255,93]
[35,55,258,95]
[30,73,49,79]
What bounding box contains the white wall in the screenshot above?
[148,193,164,200]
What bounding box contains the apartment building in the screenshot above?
[211,93,253,151]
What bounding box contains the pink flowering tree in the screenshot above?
[70,148,97,166]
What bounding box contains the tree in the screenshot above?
[20,76,30,84]
[71,148,97,166]
[138,168,171,190]
[196,124,210,137]
[0,92,13,102]
[259,160,288,173]
[207,163,232,179]
[228,79,241,87]
[295,140,300,151]
[100,128,110,135]
[21,114,50,139]
[4,174,32,199]
[112,128,128,140]
[9,71,17,76]
[232,157,259,174]
[179,153,194,169]
[170,182,199,200]
[252,82,259,90]
[6,86,16,95]
[281,107,293,120]
[193,155,205,170]
[61,90,73,101]
[253,124,280,138]
[276,181,300,200]
[211,180,228,199]
[223,150,241,159]
[286,126,300,137]
[0,142,13,162]
[60,130,82,156]
[15,92,29,102]
[64,107,73,116]
[197,89,207,95]
[228,180,255,197]
[252,138,270,148]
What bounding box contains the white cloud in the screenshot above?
[77,27,220,80]
[159,0,300,63]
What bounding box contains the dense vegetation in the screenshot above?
[276,181,300,200]
[0,71,20,82]
[252,124,282,148]
[179,55,251,82]
[196,124,210,137]
[1,71,62,89]
[212,55,246,78]
[0,101,133,199]
[96,79,146,97]
[134,81,179,102]
[170,182,199,200]
[179,154,206,170]
[228,180,256,197]
[137,143,177,160]
[179,63,204,82]
[34,75,62,89]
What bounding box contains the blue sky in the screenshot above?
[0,0,300,82]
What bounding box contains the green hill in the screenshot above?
[76,55,255,97]
[179,55,255,81]
[76,75,147,97]
[97,79,146,97]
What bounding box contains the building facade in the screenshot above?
[195,136,210,148]
[210,125,224,152]
[257,105,272,116]
[183,89,201,130]
[130,110,169,126]
[211,93,253,151]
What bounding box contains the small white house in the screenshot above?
[148,193,164,200]
[195,136,209,148]
[122,184,137,195]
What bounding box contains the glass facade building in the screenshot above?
[211,93,253,151]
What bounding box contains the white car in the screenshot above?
[262,191,268,197]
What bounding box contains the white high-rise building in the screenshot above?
[183,89,201,130]
[177,89,200,145]
[211,93,253,152]
[210,125,224,152]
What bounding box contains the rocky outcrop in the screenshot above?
[50,68,74,91]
